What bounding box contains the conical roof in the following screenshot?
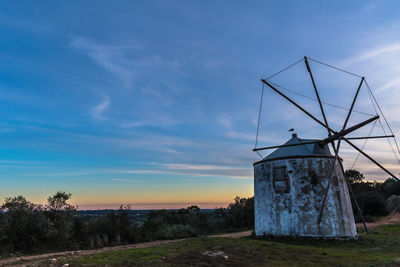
[264,133,332,161]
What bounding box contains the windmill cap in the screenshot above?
[259,134,333,162]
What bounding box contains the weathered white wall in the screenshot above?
[254,157,357,238]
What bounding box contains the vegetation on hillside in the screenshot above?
[1,168,400,258]
[345,169,400,221]
[0,193,253,256]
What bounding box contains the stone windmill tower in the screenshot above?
[253,57,400,238]
[254,133,356,237]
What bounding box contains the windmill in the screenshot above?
[253,56,400,238]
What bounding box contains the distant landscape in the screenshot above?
[0,192,253,256]
[1,169,400,265]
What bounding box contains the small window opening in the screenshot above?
[273,166,290,193]
[310,171,319,186]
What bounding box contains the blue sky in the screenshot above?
[1,1,400,209]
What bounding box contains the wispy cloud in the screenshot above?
[0,160,43,165]
[346,42,400,63]
[91,94,109,120]
[70,37,183,88]
[116,168,252,180]
[217,113,233,128]
[156,162,252,179]
[225,130,281,144]
[331,25,400,180]
[111,178,137,183]
[117,121,148,128]
[162,163,246,171]
[20,161,253,180]
[71,38,139,87]
[6,122,195,156]
[26,171,99,177]
[342,41,400,96]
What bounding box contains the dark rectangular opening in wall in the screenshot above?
[273,166,290,193]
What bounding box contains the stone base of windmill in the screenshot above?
[257,233,359,241]
[253,157,357,239]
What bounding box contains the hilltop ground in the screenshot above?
[2,214,400,267]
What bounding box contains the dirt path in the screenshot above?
[210,230,252,238]
[357,212,400,230]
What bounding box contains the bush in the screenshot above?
[206,216,226,232]
[154,224,196,240]
[386,195,400,214]
[356,191,387,216]
[354,214,375,223]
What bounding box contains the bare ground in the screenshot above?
[356,212,400,230]
[209,230,252,238]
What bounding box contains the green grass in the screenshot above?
[67,224,400,266]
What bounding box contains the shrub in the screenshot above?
[168,224,197,238]
[154,224,196,240]
[206,216,226,232]
[356,191,387,216]
[386,195,400,214]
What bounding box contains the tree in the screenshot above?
[104,205,137,245]
[71,216,88,248]
[47,191,75,212]
[227,196,254,228]
[345,169,365,184]
[0,196,52,253]
[382,178,400,197]
[206,208,228,232]
[45,191,77,249]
